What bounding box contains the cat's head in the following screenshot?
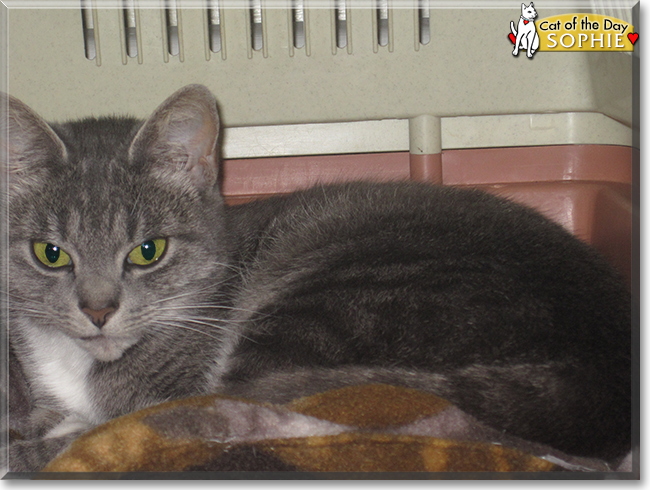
[2,85,230,362]
[521,3,537,20]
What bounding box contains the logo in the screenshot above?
[508,4,637,56]
[510,2,540,58]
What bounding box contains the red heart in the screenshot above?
[628,32,638,45]
[508,33,516,44]
[524,20,529,24]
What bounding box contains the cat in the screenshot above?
[1,84,631,472]
[511,2,540,58]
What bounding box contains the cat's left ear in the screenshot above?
[129,84,220,190]
[0,92,68,195]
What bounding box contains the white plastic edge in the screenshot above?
[222,120,410,159]
[441,112,633,151]
[221,112,632,160]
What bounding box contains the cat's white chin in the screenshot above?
[77,334,136,362]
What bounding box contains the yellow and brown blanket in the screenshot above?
[33,383,624,476]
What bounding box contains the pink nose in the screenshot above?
[81,306,116,329]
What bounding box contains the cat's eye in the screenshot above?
[33,242,72,268]
[127,239,167,266]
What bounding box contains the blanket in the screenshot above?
[32,383,622,475]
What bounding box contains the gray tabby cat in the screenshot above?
[2,85,631,472]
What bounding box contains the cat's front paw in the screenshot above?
[7,435,77,473]
[4,418,91,474]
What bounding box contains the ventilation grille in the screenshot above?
[80,0,432,63]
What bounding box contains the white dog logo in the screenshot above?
[510,2,540,58]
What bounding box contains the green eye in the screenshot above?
[33,242,71,268]
[128,239,166,266]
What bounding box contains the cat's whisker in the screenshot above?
[10,304,61,319]
[148,311,257,342]
[14,308,81,331]
[16,312,52,321]
[13,307,51,316]
[148,290,206,306]
[148,282,224,305]
[168,317,231,332]
[6,291,52,306]
[153,310,251,325]
[183,318,248,333]
[154,304,275,317]
[186,315,250,325]
[7,302,46,311]
[8,300,81,325]
[154,304,231,310]
[204,260,242,273]
[149,320,224,342]
[182,318,257,343]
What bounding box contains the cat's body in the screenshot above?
[2,85,631,472]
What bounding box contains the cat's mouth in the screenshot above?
[77,334,137,362]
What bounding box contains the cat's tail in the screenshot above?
[435,362,630,463]
[220,362,630,462]
[510,21,517,35]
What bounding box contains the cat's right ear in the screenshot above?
[0,93,67,194]
[128,84,221,191]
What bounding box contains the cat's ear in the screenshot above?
[128,84,220,190]
[0,93,67,194]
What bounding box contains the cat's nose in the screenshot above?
[81,305,117,329]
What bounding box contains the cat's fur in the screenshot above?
[1,85,631,472]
